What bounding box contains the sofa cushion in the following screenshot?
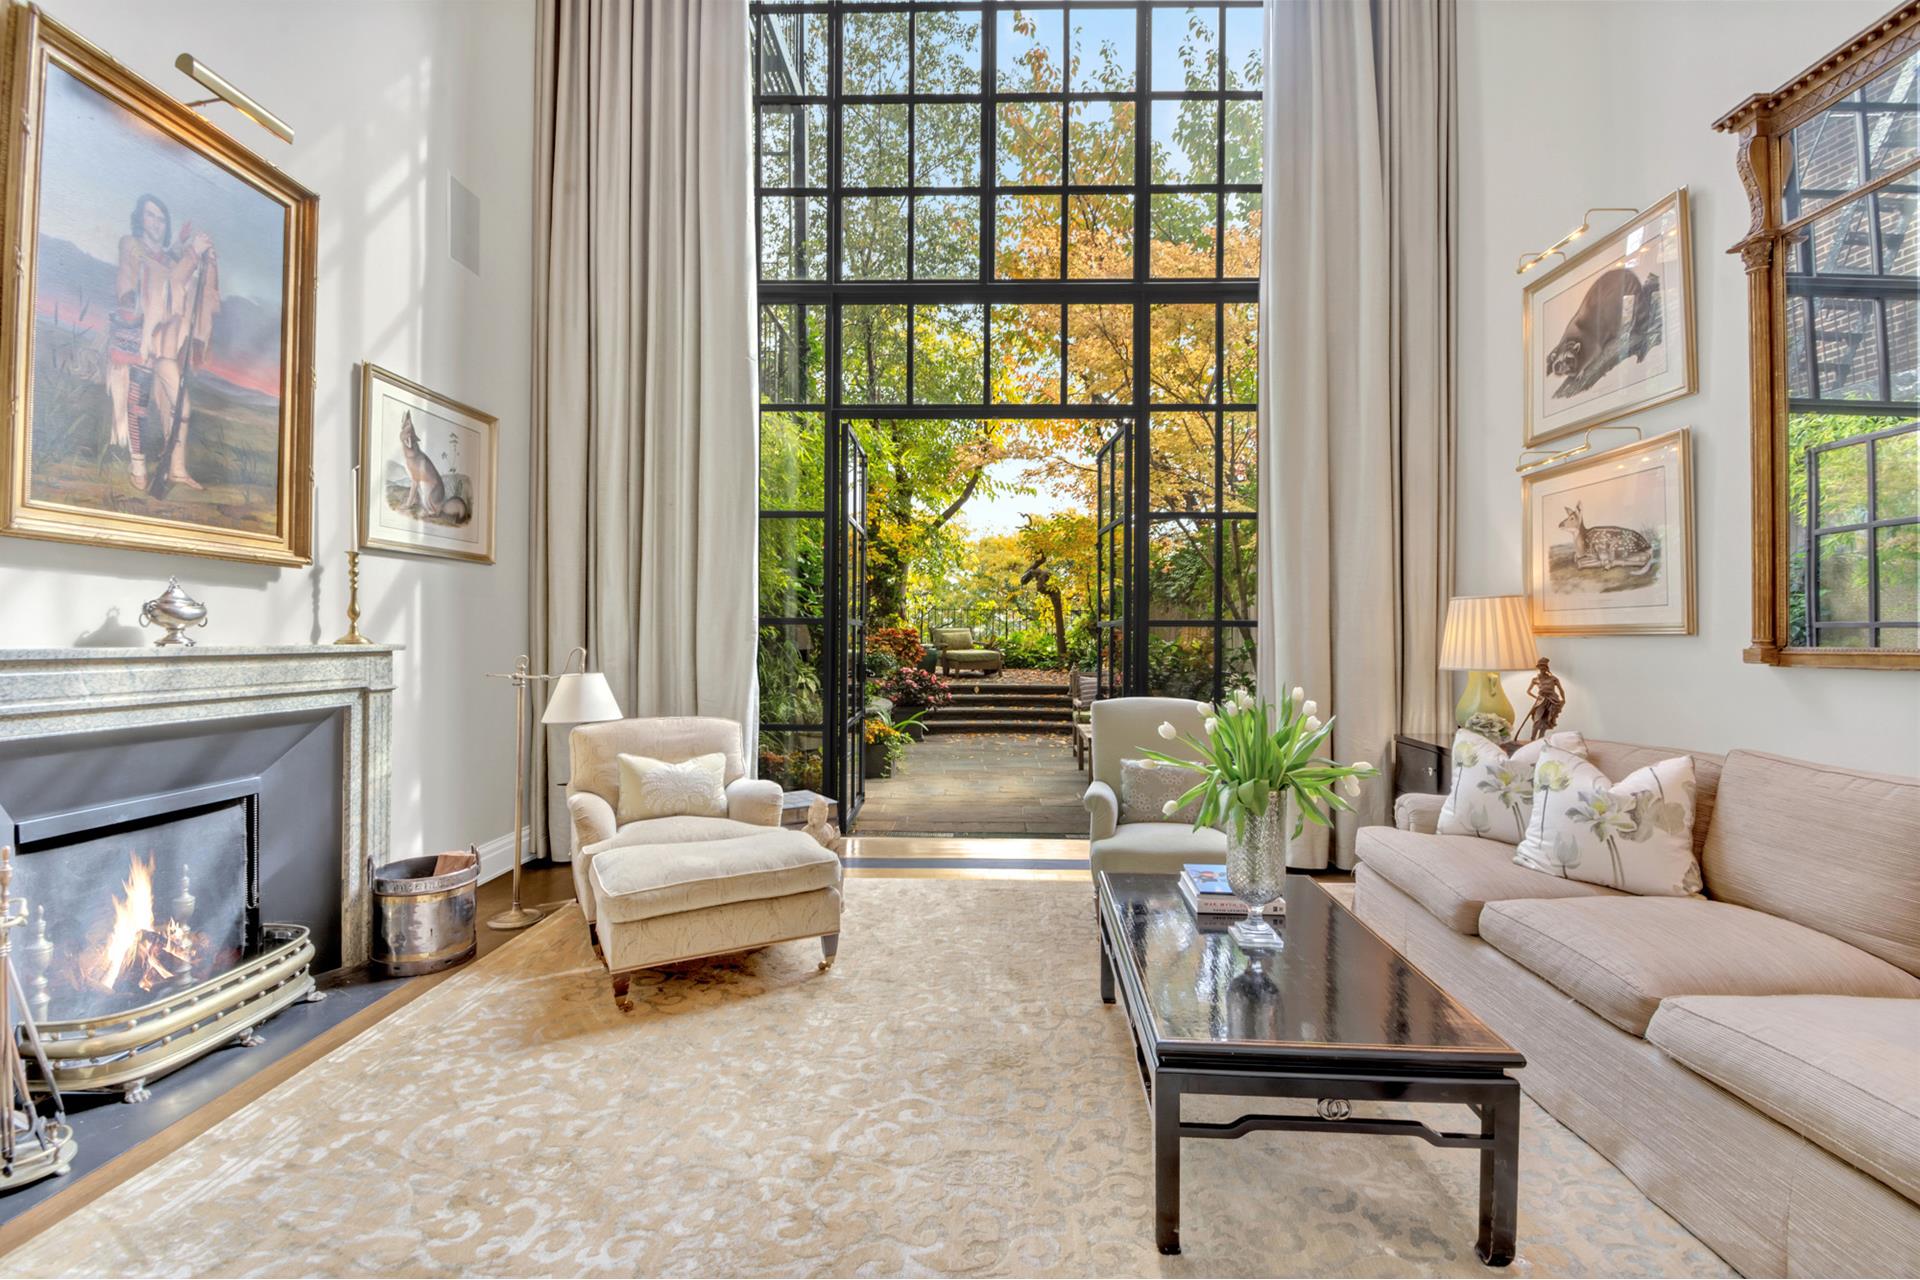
[1436,728,1587,844]
[1090,821,1227,876]
[1479,897,1920,1037]
[1701,749,1920,977]
[1586,740,1724,861]
[590,830,840,926]
[1647,995,1920,1205]
[1511,747,1702,896]
[1355,824,1624,935]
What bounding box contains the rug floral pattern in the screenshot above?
[4,880,1730,1277]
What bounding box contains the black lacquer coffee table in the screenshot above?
[1096,871,1525,1263]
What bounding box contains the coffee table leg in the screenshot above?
[1096,901,1115,1004]
[1153,1070,1181,1254]
[1476,1079,1519,1266]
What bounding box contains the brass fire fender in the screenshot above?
[34,923,317,1101]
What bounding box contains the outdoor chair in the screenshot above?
[930,626,1004,676]
[1069,670,1099,772]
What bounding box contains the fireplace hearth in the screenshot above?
[5,781,318,1101]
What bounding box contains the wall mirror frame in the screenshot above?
[1716,2,1920,669]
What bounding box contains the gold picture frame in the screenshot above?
[0,7,316,565]
[356,362,497,564]
[1523,428,1695,636]
[1522,189,1697,447]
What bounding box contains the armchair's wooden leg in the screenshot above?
[818,933,839,972]
[610,972,633,1013]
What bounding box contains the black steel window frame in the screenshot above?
[1781,83,1918,650]
[755,0,1262,782]
[1804,420,1919,647]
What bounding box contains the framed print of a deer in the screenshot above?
[1523,428,1695,636]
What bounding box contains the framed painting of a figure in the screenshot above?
[0,7,315,565]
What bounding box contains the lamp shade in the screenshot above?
[542,672,622,725]
[1438,595,1538,671]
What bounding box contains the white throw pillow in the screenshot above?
[1513,746,1702,895]
[1119,757,1202,825]
[617,752,728,823]
[1436,729,1589,845]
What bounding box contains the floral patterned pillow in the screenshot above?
[1512,746,1701,895]
[1436,729,1588,845]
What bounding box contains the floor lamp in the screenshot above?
[487,648,622,930]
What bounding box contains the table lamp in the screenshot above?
[486,647,622,930]
[1438,595,1538,735]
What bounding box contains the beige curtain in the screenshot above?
[1259,0,1455,868]
[528,0,759,858]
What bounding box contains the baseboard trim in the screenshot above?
[473,827,532,884]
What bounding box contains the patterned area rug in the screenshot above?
[4,880,1730,1277]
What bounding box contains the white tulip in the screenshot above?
[1341,776,1362,798]
[1290,686,1305,709]
[1157,721,1176,740]
[1195,700,1214,716]
[1204,716,1219,736]
[1162,800,1179,816]
[1351,760,1374,773]
[1237,689,1256,710]
[1301,699,1318,719]
[1305,715,1323,732]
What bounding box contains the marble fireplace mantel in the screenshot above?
[0,645,398,967]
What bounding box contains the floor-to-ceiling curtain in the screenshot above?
[1258,0,1455,868]
[528,0,758,857]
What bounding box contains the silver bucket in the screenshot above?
[372,845,479,977]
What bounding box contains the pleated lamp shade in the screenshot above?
[542,671,623,725]
[1438,595,1538,672]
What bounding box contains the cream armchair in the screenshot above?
[1084,696,1227,879]
[566,716,784,921]
[567,716,841,1007]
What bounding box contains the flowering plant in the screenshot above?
[863,716,911,765]
[1139,686,1380,838]
[877,665,952,708]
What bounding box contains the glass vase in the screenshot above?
[1225,789,1289,952]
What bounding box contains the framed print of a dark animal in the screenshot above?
[1523,189,1696,447]
[0,7,316,565]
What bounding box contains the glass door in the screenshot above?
[836,424,869,823]
[1096,422,1130,698]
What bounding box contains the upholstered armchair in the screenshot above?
[567,715,841,1005]
[566,716,783,922]
[1083,696,1227,879]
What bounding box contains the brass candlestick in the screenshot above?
[333,550,373,645]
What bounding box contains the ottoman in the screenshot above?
[587,827,843,1010]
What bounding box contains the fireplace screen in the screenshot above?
[13,798,254,1023]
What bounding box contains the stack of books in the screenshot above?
[1179,864,1285,918]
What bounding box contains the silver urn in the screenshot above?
[139,577,209,647]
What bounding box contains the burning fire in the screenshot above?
[92,853,202,995]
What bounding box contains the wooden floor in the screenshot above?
[857,730,1089,836]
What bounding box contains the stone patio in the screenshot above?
[855,730,1088,836]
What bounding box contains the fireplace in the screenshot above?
[4,780,316,1101]
[0,645,395,1101]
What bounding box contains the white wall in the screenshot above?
[0,0,536,860]
[1458,0,1920,774]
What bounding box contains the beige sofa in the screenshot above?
[1355,741,1920,1277]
